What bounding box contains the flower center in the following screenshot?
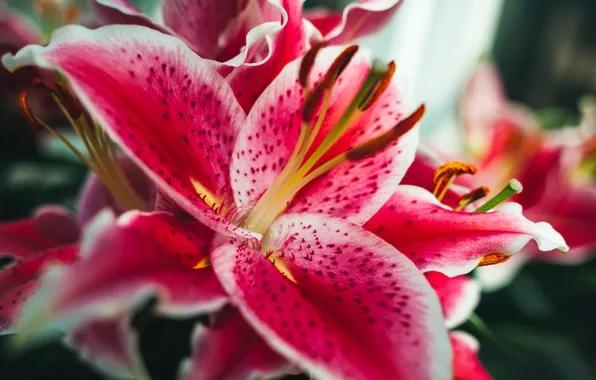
[19,79,146,212]
[243,45,424,235]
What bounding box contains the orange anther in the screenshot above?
[477,253,511,267]
[459,186,490,205]
[433,162,477,184]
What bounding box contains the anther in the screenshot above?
[455,186,490,211]
[299,42,325,87]
[347,104,425,160]
[325,45,359,81]
[19,92,45,129]
[358,61,396,111]
[433,161,477,201]
[433,162,477,185]
[477,253,510,267]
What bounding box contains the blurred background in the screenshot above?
[1,0,596,379]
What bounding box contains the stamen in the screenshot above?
[433,161,477,201]
[326,45,360,80]
[358,61,396,111]
[21,79,146,212]
[299,42,325,88]
[347,104,425,160]
[477,253,510,267]
[474,179,523,213]
[455,186,490,211]
[287,59,390,188]
[302,80,328,123]
[54,82,83,118]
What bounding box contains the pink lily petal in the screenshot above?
[425,272,480,329]
[3,24,257,239]
[181,307,291,380]
[65,313,148,379]
[77,154,155,226]
[0,244,79,334]
[162,0,272,62]
[450,331,493,380]
[365,185,569,277]
[0,206,79,260]
[305,0,404,44]
[14,210,227,342]
[212,213,451,380]
[90,0,170,33]
[224,0,307,111]
[510,146,564,210]
[231,46,418,224]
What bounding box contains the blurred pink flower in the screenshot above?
[433,60,596,290]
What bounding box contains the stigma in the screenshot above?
[20,79,146,212]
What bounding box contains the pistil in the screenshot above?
[473,179,522,213]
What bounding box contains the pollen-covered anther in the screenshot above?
[347,104,425,161]
[433,162,477,185]
[455,186,490,211]
[476,253,511,267]
[433,161,478,201]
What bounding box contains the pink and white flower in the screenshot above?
[445,60,596,290]
[2,24,568,379]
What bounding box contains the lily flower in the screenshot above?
[92,0,404,111]
[3,23,452,379]
[2,23,571,379]
[444,60,596,290]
